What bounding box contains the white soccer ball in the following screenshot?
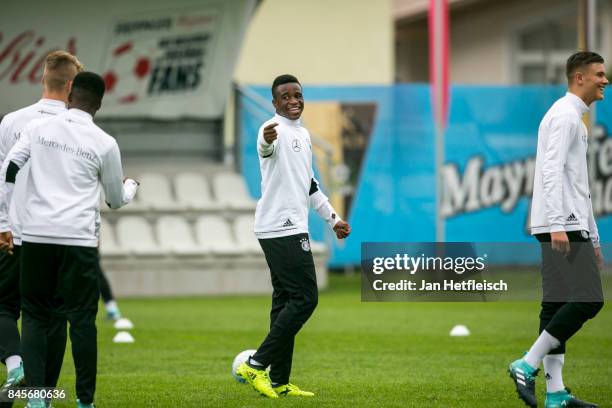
[232,349,257,383]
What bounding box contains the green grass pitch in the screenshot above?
[4,274,611,407]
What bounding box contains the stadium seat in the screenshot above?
[195,215,239,255]
[99,218,127,257]
[233,214,262,254]
[115,216,163,256]
[212,172,257,210]
[156,215,203,256]
[174,172,221,210]
[135,173,178,211]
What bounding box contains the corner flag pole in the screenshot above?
[429,0,449,242]
[578,0,597,129]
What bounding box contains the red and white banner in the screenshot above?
[429,0,450,242]
[428,0,450,131]
[0,0,256,119]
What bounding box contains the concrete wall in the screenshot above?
[234,0,394,85]
[103,254,329,297]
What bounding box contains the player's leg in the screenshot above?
[20,243,59,405]
[537,232,569,395]
[537,238,572,405]
[97,262,120,321]
[265,256,291,384]
[254,234,317,397]
[540,233,602,408]
[510,233,602,407]
[58,246,99,407]
[542,232,603,340]
[236,237,286,398]
[44,298,67,390]
[0,246,24,402]
[538,230,570,356]
[258,268,310,396]
[509,234,566,407]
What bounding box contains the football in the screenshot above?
[231,349,257,383]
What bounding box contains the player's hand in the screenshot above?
[333,220,351,240]
[0,231,14,255]
[551,231,570,256]
[263,123,279,144]
[594,246,604,270]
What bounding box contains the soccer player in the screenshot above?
[508,52,608,408]
[0,72,138,408]
[236,74,351,398]
[0,51,83,405]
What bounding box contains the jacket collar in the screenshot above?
[565,92,590,116]
[39,98,66,108]
[67,108,93,121]
[274,113,301,128]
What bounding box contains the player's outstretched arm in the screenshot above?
[258,122,279,158]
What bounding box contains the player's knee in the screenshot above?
[302,292,318,314]
[575,301,603,319]
[539,302,563,320]
[589,301,604,318]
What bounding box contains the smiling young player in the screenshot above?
[236,74,351,398]
[509,51,608,408]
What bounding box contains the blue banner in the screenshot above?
[239,84,612,267]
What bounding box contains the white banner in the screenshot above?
[0,0,256,119]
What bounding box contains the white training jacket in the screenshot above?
[0,99,67,245]
[0,108,138,247]
[530,92,599,247]
[254,113,340,239]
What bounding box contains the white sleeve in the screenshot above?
[0,126,32,232]
[257,125,277,158]
[541,115,574,232]
[587,195,600,247]
[0,116,13,165]
[100,142,138,209]
[309,177,341,229]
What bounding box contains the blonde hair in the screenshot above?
[43,51,84,92]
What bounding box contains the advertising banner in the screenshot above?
[239,84,612,267]
[0,0,256,119]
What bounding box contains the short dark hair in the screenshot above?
[72,71,105,100]
[271,74,301,98]
[566,51,605,81]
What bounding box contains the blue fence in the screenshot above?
[239,84,612,267]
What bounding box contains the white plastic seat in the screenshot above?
[233,214,262,254]
[115,216,163,256]
[156,215,203,256]
[175,172,220,210]
[195,215,239,255]
[136,173,178,211]
[212,172,257,210]
[99,219,127,257]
